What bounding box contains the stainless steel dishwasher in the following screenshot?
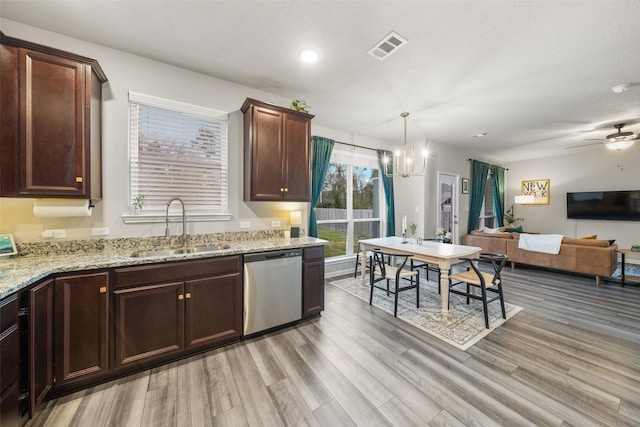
[243,249,302,336]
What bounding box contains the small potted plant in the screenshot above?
[290,99,310,113]
[504,211,524,227]
[132,195,145,215]
[632,244,640,252]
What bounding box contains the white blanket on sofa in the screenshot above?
[518,234,564,255]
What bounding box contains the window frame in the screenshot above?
[477,171,495,229]
[315,149,386,259]
[122,92,231,224]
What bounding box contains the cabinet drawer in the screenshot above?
[0,325,19,393]
[113,256,241,288]
[303,246,324,261]
[0,296,17,334]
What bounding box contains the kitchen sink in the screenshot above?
[130,244,231,258]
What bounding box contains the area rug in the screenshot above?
[611,262,640,280]
[328,275,523,351]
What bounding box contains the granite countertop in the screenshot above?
[0,234,327,300]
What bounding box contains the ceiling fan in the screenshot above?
[566,123,639,150]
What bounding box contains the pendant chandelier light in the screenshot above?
[383,112,427,178]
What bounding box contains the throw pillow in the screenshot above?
[580,234,597,239]
[608,239,616,246]
[505,225,523,233]
[481,227,503,234]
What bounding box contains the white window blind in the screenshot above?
[129,92,228,213]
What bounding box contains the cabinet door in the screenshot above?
[28,279,54,410]
[54,272,108,384]
[185,274,242,349]
[18,48,90,197]
[113,282,184,368]
[0,294,19,427]
[282,113,311,201]
[249,106,285,200]
[302,259,325,318]
[1,44,20,195]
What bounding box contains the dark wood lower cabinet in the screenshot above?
[113,282,184,368]
[302,246,325,318]
[0,294,20,427]
[185,274,242,348]
[0,381,20,427]
[54,272,109,384]
[28,279,54,412]
[112,256,242,369]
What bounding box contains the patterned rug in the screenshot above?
[611,262,640,280]
[328,275,523,351]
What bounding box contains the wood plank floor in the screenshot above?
[31,267,640,426]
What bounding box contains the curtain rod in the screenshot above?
[334,140,381,152]
[467,158,509,171]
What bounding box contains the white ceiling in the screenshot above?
[2,1,640,162]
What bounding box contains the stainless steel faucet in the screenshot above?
[165,197,187,244]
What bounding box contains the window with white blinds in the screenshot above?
[129,92,228,214]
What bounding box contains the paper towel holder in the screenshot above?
[32,198,96,218]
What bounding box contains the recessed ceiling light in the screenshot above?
[611,83,631,93]
[472,132,488,138]
[299,48,319,64]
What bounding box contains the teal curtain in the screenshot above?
[467,160,490,233]
[377,150,395,236]
[491,165,506,227]
[308,136,334,238]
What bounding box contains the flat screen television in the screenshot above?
[566,190,640,221]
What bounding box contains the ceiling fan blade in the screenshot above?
[565,141,604,149]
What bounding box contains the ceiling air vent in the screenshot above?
[367,31,408,60]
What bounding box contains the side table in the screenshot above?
[616,249,640,286]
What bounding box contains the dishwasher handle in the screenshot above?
[244,249,302,263]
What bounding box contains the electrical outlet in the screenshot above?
[92,227,109,236]
[271,220,281,228]
[240,221,251,229]
[43,229,66,238]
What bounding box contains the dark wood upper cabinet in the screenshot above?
[242,98,314,201]
[54,272,109,385]
[0,33,106,199]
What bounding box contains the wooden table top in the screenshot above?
[616,248,640,255]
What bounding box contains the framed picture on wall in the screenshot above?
[461,178,469,194]
[521,179,550,204]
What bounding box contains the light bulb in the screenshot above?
[299,48,319,63]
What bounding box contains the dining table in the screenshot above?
[358,236,482,314]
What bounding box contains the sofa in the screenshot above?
[462,230,618,284]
